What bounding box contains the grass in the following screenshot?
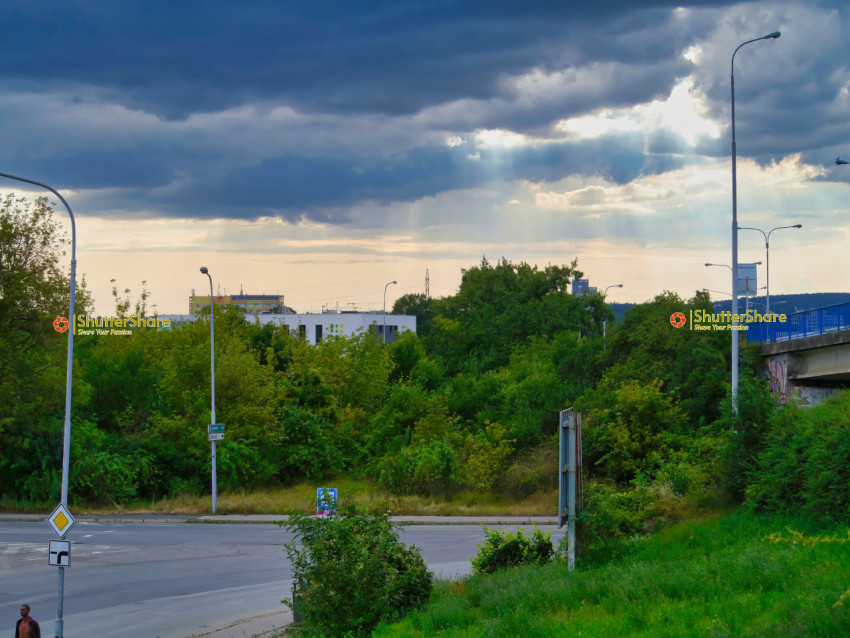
[0,477,558,517]
[373,510,850,637]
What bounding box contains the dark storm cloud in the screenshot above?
[140,132,677,220]
[0,0,737,120]
[10,0,826,221]
[691,0,850,169]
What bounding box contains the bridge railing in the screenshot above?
[747,301,850,343]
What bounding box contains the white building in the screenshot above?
[158,312,416,346]
[256,312,416,346]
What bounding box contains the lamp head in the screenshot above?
[200,266,209,274]
[392,280,397,284]
[793,224,802,228]
[616,284,623,288]
[764,31,781,39]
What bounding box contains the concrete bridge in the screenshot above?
[748,302,850,405]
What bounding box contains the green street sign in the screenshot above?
[208,423,225,434]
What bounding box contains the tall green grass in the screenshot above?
[374,510,850,637]
[0,477,558,517]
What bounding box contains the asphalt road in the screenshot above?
[0,519,564,638]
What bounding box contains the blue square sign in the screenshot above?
[317,487,338,516]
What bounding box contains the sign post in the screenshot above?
[559,408,582,571]
[46,502,76,637]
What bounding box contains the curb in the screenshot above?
[1,513,560,526]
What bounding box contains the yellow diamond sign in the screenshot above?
[47,503,76,538]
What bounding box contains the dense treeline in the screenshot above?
[2,197,849,538]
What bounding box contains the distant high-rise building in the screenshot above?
[572,279,598,297]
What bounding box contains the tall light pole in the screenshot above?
[602,283,623,342]
[738,224,801,315]
[731,30,781,407]
[200,266,217,514]
[383,280,397,345]
[0,172,76,638]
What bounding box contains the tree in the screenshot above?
[426,257,587,373]
[0,194,91,500]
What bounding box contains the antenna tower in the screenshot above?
[425,269,430,299]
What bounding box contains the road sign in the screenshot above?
[49,540,71,567]
[737,263,758,295]
[46,503,76,538]
[208,423,225,434]
[317,487,338,516]
[208,433,224,441]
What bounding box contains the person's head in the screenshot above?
[19,604,31,618]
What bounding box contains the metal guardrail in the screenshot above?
[747,301,850,343]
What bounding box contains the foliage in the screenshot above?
[470,526,553,574]
[460,421,516,493]
[425,257,588,374]
[746,390,850,524]
[714,374,779,499]
[280,502,432,637]
[374,511,850,638]
[579,378,686,482]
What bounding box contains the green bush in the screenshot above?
[471,526,553,574]
[714,374,778,499]
[747,390,850,524]
[280,503,432,637]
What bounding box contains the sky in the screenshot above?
[2,0,849,315]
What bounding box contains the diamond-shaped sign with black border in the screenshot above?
[46,503,76,538]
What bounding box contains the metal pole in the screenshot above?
[602,284,622,348]
[739,224,800,318]
[730,31,780,411]
[731,55,740,411]
[201,268,217,514]
[383,280,396,346]
[567,411,576,571]
[0,172,76,638]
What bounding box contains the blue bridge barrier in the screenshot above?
[747,301,850,343]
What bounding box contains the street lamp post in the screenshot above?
[731,30,781,408]
[383,280,397,346]
[200,267,217,514]
[602,284,623,342]
[738,224,801,315]
[0,172,76,638]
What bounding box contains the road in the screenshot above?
[0,518,564,638]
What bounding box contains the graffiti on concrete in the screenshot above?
[767,357,788,404]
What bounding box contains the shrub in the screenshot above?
[471,526,553,574]
[747,390,850,524]
[280,502,432,637]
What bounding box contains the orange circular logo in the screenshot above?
[53,316,69,333]
[669,312,686,328]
